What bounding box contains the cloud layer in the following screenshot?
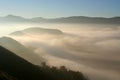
[9,26,120,80]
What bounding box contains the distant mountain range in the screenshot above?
[0,15,120,24]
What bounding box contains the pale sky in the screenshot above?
[0,0,120,18]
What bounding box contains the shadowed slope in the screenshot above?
[0,46,53,80]
[0,37,44,65]
[0,71,17,80]
[0,46,88,80]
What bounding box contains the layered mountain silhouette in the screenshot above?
[0,28,88,80]
[0,15,120,24]
[0,37,44,65]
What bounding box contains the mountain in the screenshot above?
[0,15,27,23]
[10,27,63,35]
[0,15,120,24]
[0,37,44,65]
[50,16,120,24]
[10,31,25,36]
[0,46,53,80]
[0,46,87,80]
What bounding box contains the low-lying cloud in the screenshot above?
[9,26,120,80]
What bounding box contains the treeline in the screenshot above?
[0,62,88,80]
[37,62,88,80]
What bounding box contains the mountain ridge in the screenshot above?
[0,37,45,65]
[0,45,53,80]
[10,27,63,36]
[0,45,88,80]
[0,15,120,24]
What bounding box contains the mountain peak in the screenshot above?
[4,15,25,19]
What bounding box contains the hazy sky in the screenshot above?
[0,0,120,18]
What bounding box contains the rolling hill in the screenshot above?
[10,27,63,36]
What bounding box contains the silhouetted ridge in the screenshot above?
[0,46,88,80]
[0,46,53,80]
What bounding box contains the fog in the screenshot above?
[0,23,120,80]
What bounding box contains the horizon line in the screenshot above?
[1,14,120,19]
